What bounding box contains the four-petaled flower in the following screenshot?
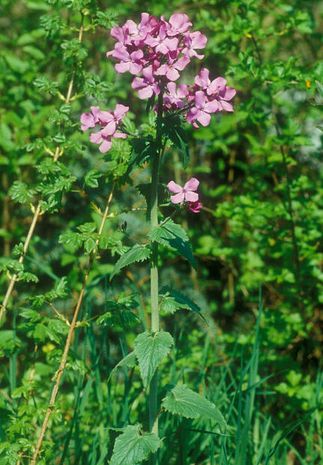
[80,104,129,153]
[167,178,200,204]
[132,65,160,99]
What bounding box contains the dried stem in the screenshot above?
[30,187,114,465]
[0,20,84,324]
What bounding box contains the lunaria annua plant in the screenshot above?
[81,12,236,465]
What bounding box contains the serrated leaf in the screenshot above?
[162,384,226,428]
[59,231,83,253]
[110,424,161,465]
[85,170,102,188]
[109,352,137,380]
[159,287,202,316]
[150,219,196,268]
[134,331,174,388]
[111,245,151,279]
[9,181,35,204]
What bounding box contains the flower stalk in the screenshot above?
[148,93,164,464]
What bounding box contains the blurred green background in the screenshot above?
[0,1,321,464]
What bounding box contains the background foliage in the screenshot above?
[0,0,321,464]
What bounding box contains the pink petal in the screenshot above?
[80,113,95,131]
[164,37,179,51]
[184,191,199,202]
[132,77,144,90]
[223,87,236,100]
[166,67,180,81]
[167,180,183,193]
[184,177,199,191]
[175,55,190,71]
[208,77,227,95]
[142,65,154,81]
[98,111,114,123]
[191,31,207,49]
[197,111,211,126]
[115,62,130,73]
[195,68,210,88]
[195,90,206,109]
[137,86,153,99]
[129,62,142,74]
[99,139,112,153]
[101,121,116,136]
[155,64,167,76]
[166,82,177,95]
[114,132,127,139]
[90,132,102,144]
[114,104,129,120]
[171,192,185,204]
[204,100,220,113]
[220,100,234,112]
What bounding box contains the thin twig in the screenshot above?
[30,187,114,465]
[0,20,84,324]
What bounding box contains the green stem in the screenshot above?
[148,92,163,460]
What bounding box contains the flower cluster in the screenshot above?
[107,13,206,97]
[167,178,202,213]
[106,13,236,128]
[80,104,129,153]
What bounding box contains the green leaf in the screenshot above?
[134,331,174,388]
[9,181,35,204]
[159,287,202,315]
[85,169,102,188]
[109,352,137,380]
[162,384,226,428]
[111,245,151,279]
[59,231,83,253]
[150,219,196,268]
[164,114,189,167]
[110,424,161,465]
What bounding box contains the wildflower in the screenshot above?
[167,177,199,204]
[188,200,203,213]
[80,104,129,153]
[80,106,100,131]
[183,31,207,59]
[107,44,144,75]
[107,13,206,99]
[132,66,160,99]
[187,90,219,127]
[163,82,188,109]
[167,13,192,36]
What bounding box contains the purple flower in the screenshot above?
[81,104,129,153]
[107,44,144,75]
[167,13,192,36]
[167,177,199,204]
[183,31,207,59]
[155,55,190,81]
[163,82,188,109]
[145,31,179,55]
[80,106,100,131]
[188,200,202,213]
[207,77,236,112]
[90,130,126,153]
[132,66,160,99]
[187,90,219,127]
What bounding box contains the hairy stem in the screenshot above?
[149,94,163,464]
[30,187,114,465]
[0,20,84,324]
